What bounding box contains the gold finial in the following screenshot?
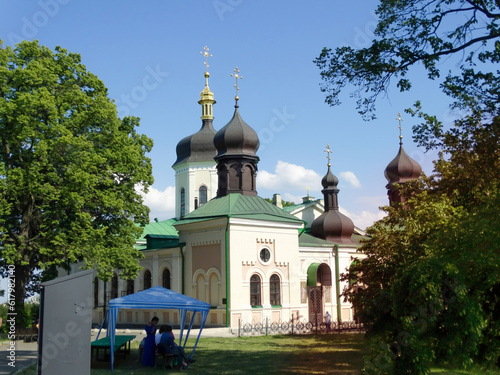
[324,144,332,167]
[396,112,403,144]
[199,46,215,120]
[200,46,212,74]
[231,67,242,104]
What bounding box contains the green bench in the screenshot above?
[91,335,136,363]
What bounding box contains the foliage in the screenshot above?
[315,1,499,373]
[0,301,39,333]
[0,40,154,313]
[314,0,500,120]
[264,197,296,207]
[344,114,500,373]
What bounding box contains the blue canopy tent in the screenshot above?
[105,286,210,371]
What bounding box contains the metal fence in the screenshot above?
[237,317,364,337]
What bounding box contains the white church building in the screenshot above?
[86,59,421,332]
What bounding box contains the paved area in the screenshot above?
[0,327,234,374]
[0,340,38,375]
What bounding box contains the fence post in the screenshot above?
[291,315,294,335]
[266,317,268,336]
[238,318,241,337]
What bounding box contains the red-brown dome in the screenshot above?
[384,144,422,184]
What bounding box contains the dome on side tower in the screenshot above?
[172,70,217,167]
[311,145,354,245]
[384,113,422,205]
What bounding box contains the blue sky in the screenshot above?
[0,0,457,231]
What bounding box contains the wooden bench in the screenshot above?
[155,352,176,369]
[91,335,136,363]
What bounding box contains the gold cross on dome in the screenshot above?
[200,46,212,72]
[231,67,242,101]
[324,144,332,167]
[396,112,403,143]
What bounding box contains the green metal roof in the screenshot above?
[298,231,363,248]
[136,218,178,241]
[299,232,336,247]
[175,194,305,226]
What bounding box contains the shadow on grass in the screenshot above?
[90,333,368,374]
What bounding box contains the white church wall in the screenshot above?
[227,218,303,328]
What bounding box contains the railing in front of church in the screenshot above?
[237,317,364,337]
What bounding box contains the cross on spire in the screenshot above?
[200,46,212,73]
[231,67,242,105]
[324,144,332,167]
[396,112,403,144]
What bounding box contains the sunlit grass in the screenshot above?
[15,334,498,374]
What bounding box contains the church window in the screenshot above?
[270,274,281,306]
[144,270,152,290]
[126,280,134,295]
[199,185,207,204]
[180,188,185,217]
[250,274,262,307]
[162,268,171,289]
[111,273,118,299]
[93,277,99,308]
[259,248,271,264]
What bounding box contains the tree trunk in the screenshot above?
[13,263,29,329]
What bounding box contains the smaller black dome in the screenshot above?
[321,166,339,189]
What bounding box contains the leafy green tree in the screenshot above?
[314,0,500,373]
[314,0,499,120]
[264,197,297,207]
[0,40,154,316]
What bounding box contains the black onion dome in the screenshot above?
[214,107,259,157]
[321,166,339,189]
[173,121,217,167]
[384,144,422,184]
[311,162,354,244]
[311,210,355,245]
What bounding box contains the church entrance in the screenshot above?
[308,287,323,323]
[306,263,333,324]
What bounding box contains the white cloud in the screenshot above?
[339,206,387,230]
[339,171,361,188]
[258,160,321,192]
[138,185,176,221]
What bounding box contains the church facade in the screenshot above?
[87,61,420,331]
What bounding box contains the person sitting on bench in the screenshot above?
[157,325,195,368]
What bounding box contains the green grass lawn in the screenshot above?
[91,333,368,374]
[16,333,499,374]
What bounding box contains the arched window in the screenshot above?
[270,274,281,306]
[180,188,185,217]
[144,270,152,290]
[250,274,262,307]
[126,280,134,295]
[93,277,99,308]
[199,185,207,205]
[162,268,170,289]
[111,273,118,299]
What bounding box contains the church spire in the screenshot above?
[199,46,216,120]
[384,112,422,205]
[231,67,242,107]
[396,112,403,145]
[214,67,260,197]
[311,145,354,244]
